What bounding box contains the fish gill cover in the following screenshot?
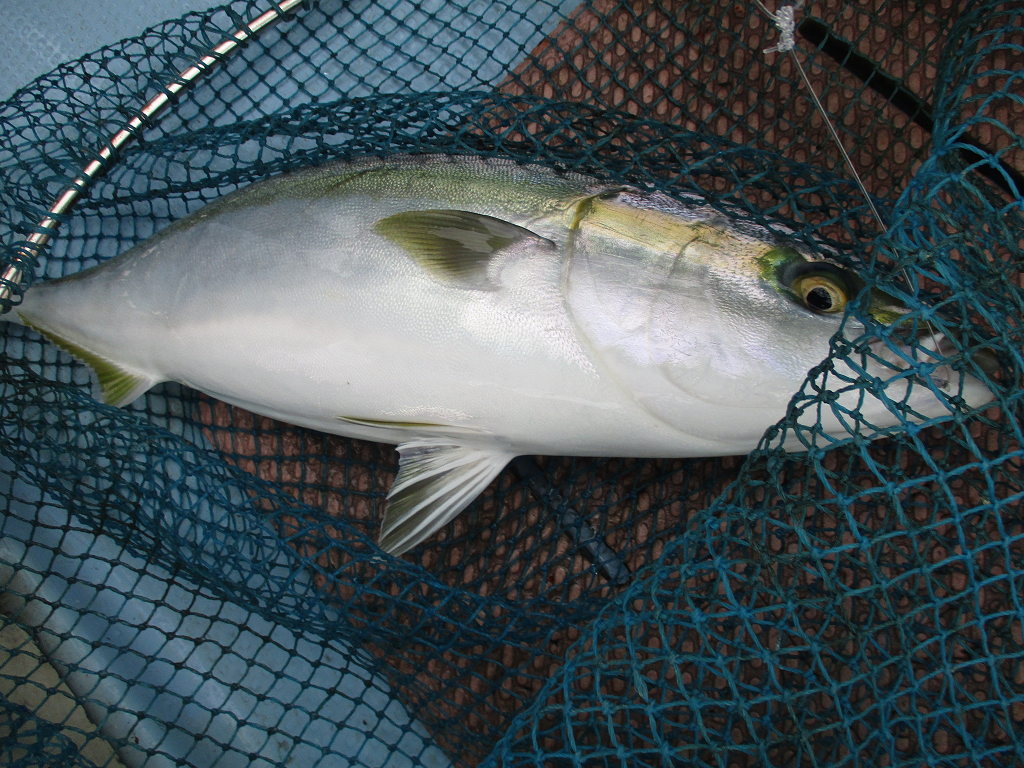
[0,0,1022,766]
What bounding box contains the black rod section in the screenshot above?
[798,16,1024,200]
[511,457,631,586]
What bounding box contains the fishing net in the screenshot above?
[1,0,1021,765]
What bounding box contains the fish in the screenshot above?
[6,154,995,555]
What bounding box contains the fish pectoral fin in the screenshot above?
[379,438,515,556]
[374,209,555,290]
[19,314,160,407]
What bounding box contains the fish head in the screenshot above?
[757,247,998,446]
[565,191,996,452]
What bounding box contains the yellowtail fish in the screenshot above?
[7,155,994,555]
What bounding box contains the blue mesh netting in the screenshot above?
[1,0,1022,766]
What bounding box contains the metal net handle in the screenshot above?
[0,0,307,313]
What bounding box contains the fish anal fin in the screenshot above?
[379,438,515,556]
[374,209,554,290]
[19,314,159,407]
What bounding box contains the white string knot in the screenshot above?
[761,0,805,54]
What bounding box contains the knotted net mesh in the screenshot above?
[1,1,1022,766]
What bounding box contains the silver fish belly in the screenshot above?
[8,154,994,554]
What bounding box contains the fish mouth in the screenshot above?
[866,330,999,392]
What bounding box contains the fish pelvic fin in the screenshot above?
[374,209,555,290]
[18,314,160,407]
[379,438,515,556]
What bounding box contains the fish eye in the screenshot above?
[792,273,849,314]
[767,251,860,316]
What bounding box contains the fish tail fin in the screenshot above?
[16,311,160,408]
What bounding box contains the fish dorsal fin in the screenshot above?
[379,438,515,556]
[374,209,554,290]
[19,315,159,407]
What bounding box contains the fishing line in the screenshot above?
[755,1,952,394]
[754,0,887,231]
